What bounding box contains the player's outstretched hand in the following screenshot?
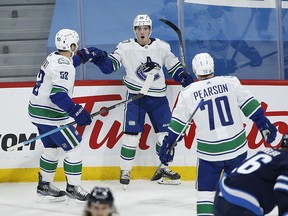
[77,47,107,65]
[257,118,277,143]
[77,47,97,63]
[69,104,92,126]
[159,136,175,166]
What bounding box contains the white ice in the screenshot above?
[0,180,278,216]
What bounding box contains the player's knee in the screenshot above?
[42,148,60,161]
[65,145,82,162]
[122,133,141,147]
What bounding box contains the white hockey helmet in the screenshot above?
[133,14,152,35]
[55,29,79,53]
[192,53,214,76]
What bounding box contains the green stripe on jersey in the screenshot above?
[168,62,182,77]
[123,79,141,91]
[109,56,119,71]
[123,79,166,93]
[50,87,67,95]
[169,119,185,134]
[241,99,261,117]
[29,104,68,119]
[197,131,246,154]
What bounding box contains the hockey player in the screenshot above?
[84,186,119,216]
[29,29,92,202]
[158,53,277,215]
[214,134,288,216]
[77,14,194,187]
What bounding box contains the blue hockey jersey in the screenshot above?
[219,148,288,216]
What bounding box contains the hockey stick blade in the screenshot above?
[7,75,154,152]
[139,73,154,95]
[151,98,204,181]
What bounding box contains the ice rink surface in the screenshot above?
[0,180,278,216]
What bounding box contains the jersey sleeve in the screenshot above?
[108,41,124,72]
[274,170,288,216]
[233,76,261,118]
[161,40,183,77]
[168,91,190,137]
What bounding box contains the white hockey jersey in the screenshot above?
[170,76,261,161]
[28,52,75,126]
[109,38,182,97]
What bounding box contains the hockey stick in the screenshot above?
[159,18,186,68]
[151,98,204,181]
[234,50,277,70]
[7,73,154,152]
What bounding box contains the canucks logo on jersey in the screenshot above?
[136,56,161,81]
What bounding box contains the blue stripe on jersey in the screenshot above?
[197,129,245,144]
[240,96,254,110]
[197,140,247,156]
[220,175,263,216]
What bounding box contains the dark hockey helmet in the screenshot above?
[281,133,288,148]
[88,187,114,207]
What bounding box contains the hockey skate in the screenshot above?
[36,172,66,202]
[120,170,130,190]
[66,183,90,202]
[151,165,181,185]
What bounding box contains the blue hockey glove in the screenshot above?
[256,117,277,143]
[77,47,97,64]
[89,48,108,66]
[77,47,107,65]
[250,108,277,143]
[159,136,175,166]
[69,104,92,126]
[173,68,194,87]
[180,71,194,87]
[247,47,262,67]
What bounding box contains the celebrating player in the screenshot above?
[29,29,92,202]
[84,186,119,216]
[158,53,277,215]
[214,134,288,216]
[77,14,194,187]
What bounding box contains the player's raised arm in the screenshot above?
[76,46,118,74]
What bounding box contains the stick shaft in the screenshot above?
[169,98,204,151]
[7,93,145,151]
[159,18,186,68]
